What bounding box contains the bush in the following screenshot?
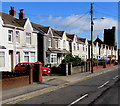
[63,54,83,66]
[51,66,62,74]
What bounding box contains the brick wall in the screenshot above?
[2,76,29,90]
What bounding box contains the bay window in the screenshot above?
[0,52,5,67]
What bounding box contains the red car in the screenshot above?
[14,62,51,75]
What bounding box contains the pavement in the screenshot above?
[1,65,119,104]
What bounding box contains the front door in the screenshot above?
[9,50,13,71]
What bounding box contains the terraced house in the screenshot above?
[0,7,118,71]
[0,7,37,71]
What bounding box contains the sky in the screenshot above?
[1,2,119,46]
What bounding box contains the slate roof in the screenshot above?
[31,22,49,34]
[77,37,86,43]
[66,33,74,40]
[94,37,104,44]
[51,29,62,37]
[52,30,64,37]
[0,12,27,27]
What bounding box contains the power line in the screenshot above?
[63,11,90,29]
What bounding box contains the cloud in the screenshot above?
[40,14,118,36]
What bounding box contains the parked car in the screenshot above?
[14,62,51,75]
[98,58,110,65]
[114,60,118,65]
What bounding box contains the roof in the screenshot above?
[77,37,86,43]
[94,37,104,44]
[31,22,49,34]
[51,29,62,37]
[66,33,74,40]
[47,48,69,54]
[52,30,64,37]
[0,12,27,27]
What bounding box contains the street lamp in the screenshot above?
[90,3,106,73]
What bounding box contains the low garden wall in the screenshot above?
[2,76,29,90]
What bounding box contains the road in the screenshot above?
[10,67,119,105]
[91,79,120,105]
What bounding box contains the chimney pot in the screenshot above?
[9,6,16,17]
[19,9,25,19]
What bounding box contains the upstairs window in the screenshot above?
[55,40,58,49]
[26,32,31,44]
[16,31,20,43]
[77,44,79,50]
[83,45,84,51]
[74,43,76,50]
[8,30,13,42]
[63,40,66,49]
[48,38,52,48]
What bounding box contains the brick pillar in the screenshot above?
[26,65,33,84]
[33,61,42,83]
[102,60,106,68]
[68,62,72,75]
[61,62,68,76]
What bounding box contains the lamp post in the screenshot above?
[90,3,94,73]
[90,3,105,73]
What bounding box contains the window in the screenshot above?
[83,45,84,51]
[26,32,31,44]
[24,52,36,62]
[77,44,79,50]
[24,52,29,62]
[47,54,57,64]
[74,43,76,50]
[86,46,87,51]
[63,40,66,49]
[48,38,52,47]
[0,52,5,67]
[16,52,20,64]
[51,54,57,63]
[31,52,35,62]
[55,40,58,48]
[16,31,20,43]
[8,30,13,42]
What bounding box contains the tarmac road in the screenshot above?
[91,79,120,105]
[9,67,119,105]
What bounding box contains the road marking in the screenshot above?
[5,67,117,105]
[98,81,109,89]
[113,75,119,80]
[68,94,88,106]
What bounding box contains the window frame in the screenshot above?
[8,30,13,42]
[26,32,31,44]
[0,51,5,67]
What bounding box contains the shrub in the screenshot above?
[64,54,83,66]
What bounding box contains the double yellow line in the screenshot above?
[4,67,117,105]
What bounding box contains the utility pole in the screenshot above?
[90,3,94,73]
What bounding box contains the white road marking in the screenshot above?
[98,81,110,89]
[68,94,88,106]
[113,75,119,80]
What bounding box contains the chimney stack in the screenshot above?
[19,9,25,19]
[9,7,16,17]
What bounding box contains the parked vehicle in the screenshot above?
[114,60,118,65]
[98,58,110,65]
[14,62,51,75]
